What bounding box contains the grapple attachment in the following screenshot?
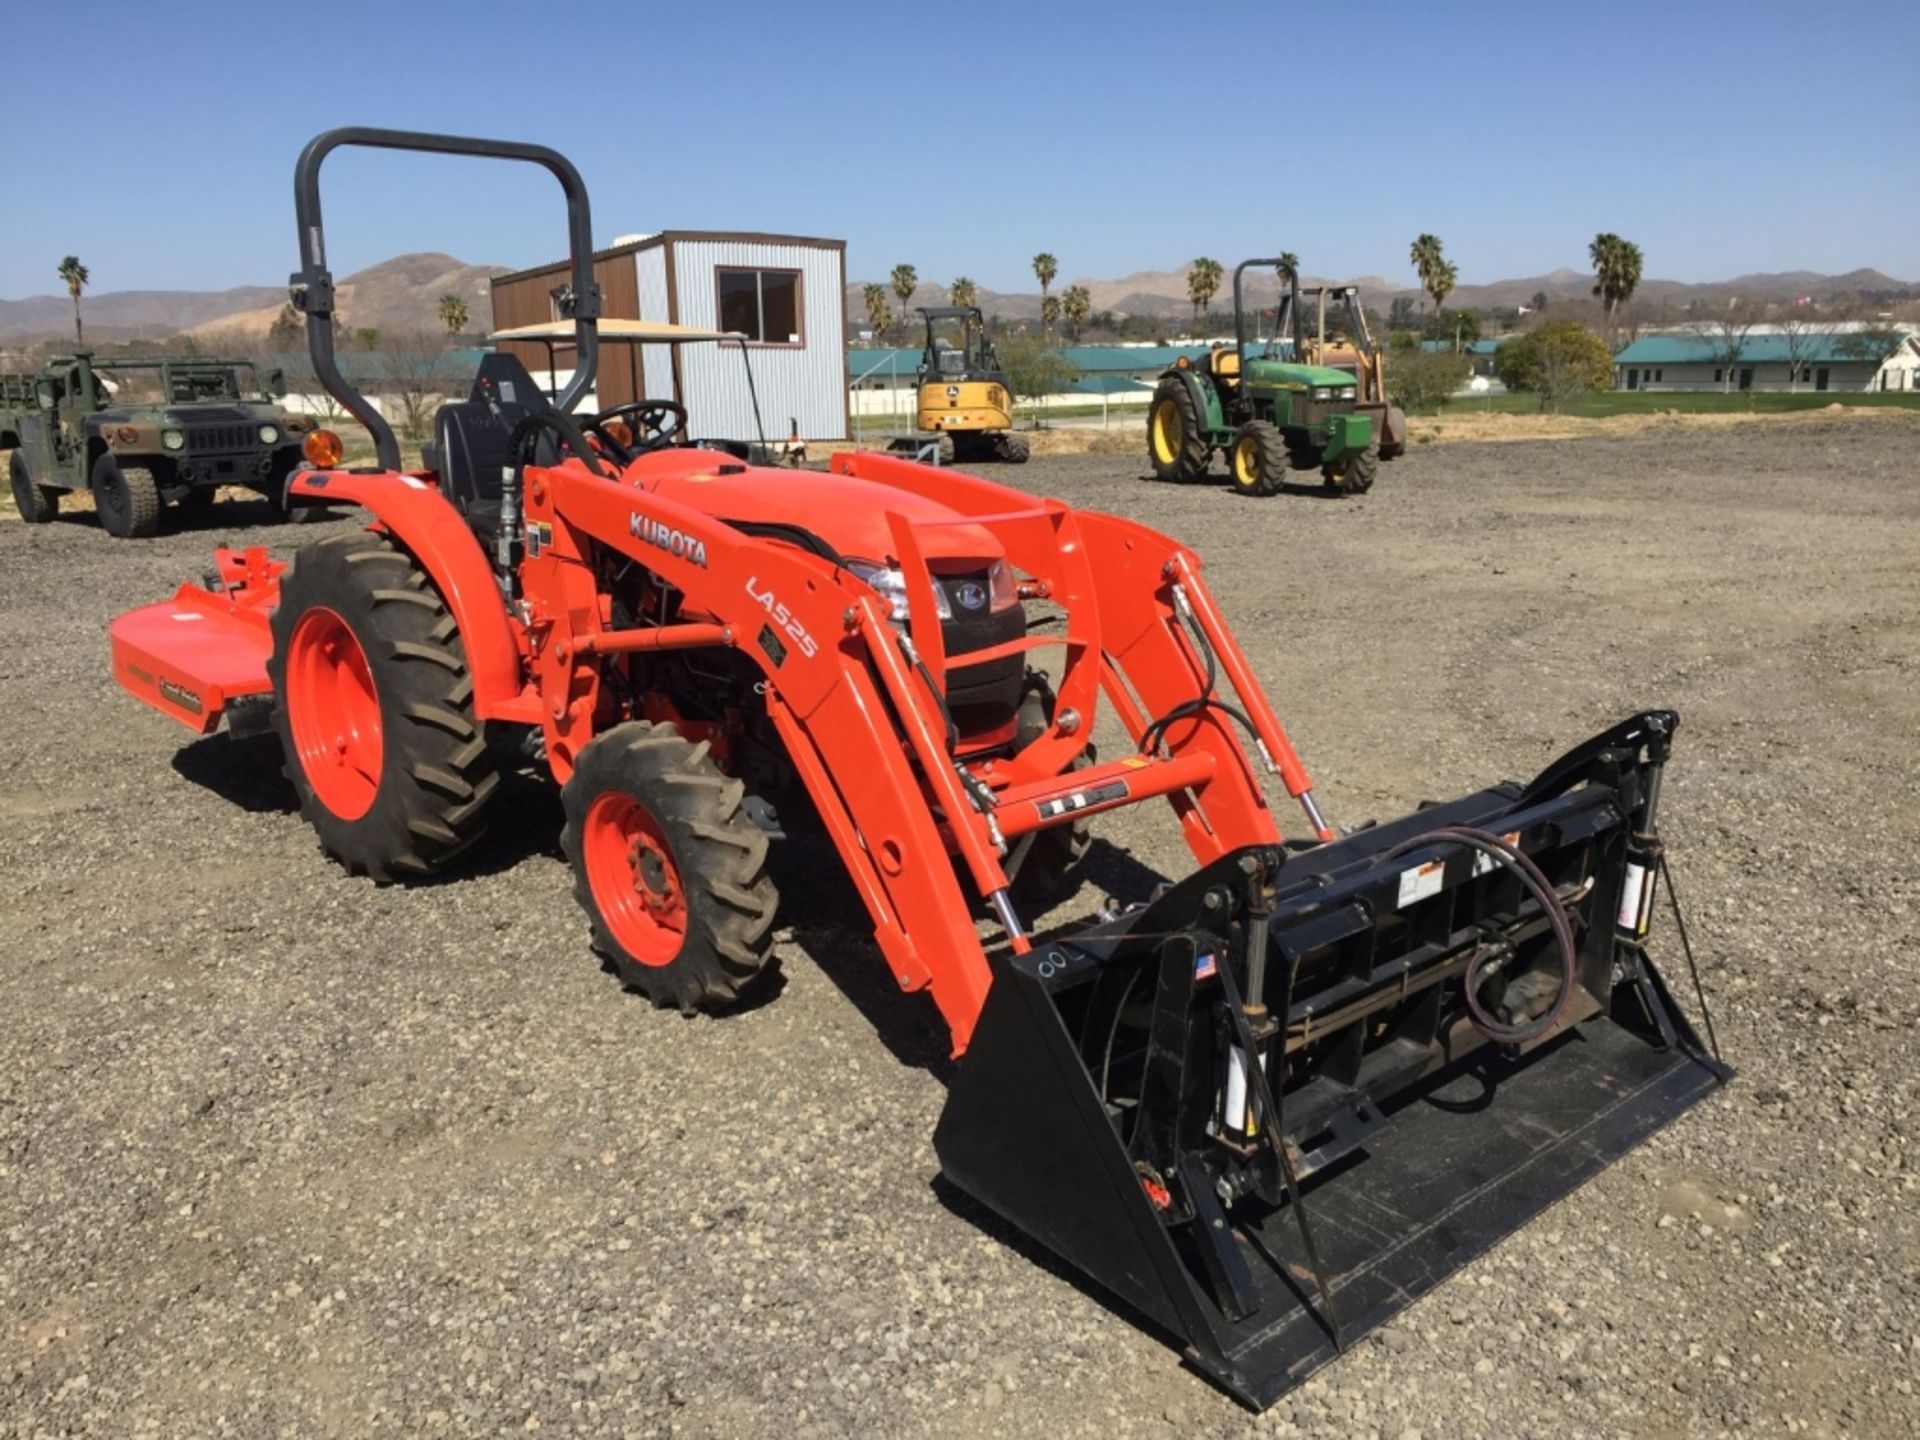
[935,712,1728,1409]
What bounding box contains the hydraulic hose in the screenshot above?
[1383,825,1578,1045]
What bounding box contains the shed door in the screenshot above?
[1625,368,1638,390]
[1738,368,1753,392]
[1815,368,1829,392]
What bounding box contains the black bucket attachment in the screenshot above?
[934,712,1730,1410]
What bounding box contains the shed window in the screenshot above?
[1714,368,1723,382]
[1654,369,1662,382]
[717,267,802,346]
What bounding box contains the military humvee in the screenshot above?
[2,353,316,537]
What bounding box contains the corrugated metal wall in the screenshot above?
[670,240,847,439]
[635,247,674,401]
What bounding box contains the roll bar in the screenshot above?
[288,127,600,471]
[1232,258,1301,366]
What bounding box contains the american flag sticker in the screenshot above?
[1195,952,1218,981]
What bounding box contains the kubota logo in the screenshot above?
[628,511,708,568]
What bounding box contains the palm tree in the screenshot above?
[1032,253,1058,334]
[862,283,891,344]
[437,293,469,335]
[1430,259,1458,319]
[890,264,918,340]
[1062,284,1091,340]
[57,256,89,348]
[1187,258,1223,327]
[1588,233,1644,341]
[949,276,978,311]
[1409,234,1445,315]
[1275,252,1300,290]
[1040,295,1062,335]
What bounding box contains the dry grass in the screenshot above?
[1411,400,1920,445]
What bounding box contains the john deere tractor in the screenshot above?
[1148,259,1377,496]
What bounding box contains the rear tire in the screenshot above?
[90,453,161,538]
[1229,420,1287,497]
[561,721,778,1011]
[1147,377,1211,482]
[9,451,57,523]
[1380,405,1408,460]
[267,532,498,880]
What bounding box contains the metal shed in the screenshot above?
[490,231,849,439]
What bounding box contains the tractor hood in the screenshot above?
[1242,358,1359,389]
[631,448,1002,567]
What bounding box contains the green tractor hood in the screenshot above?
[1243,357,1357,389]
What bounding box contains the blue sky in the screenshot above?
[2,0,1916,300]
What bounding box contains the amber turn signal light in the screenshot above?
[602,418,633,447]
[303,429,344,468]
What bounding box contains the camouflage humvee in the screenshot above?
[1,352,317,537]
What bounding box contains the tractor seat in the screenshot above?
[1211,348,1241,379]
[429,353,557,538]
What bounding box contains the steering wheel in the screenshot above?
[587,399,689,464]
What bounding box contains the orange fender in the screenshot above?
[289,470,526,717]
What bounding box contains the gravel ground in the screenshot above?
[3,419,1917,1438]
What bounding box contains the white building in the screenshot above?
[491,231,849,440]
[1612,324,1920,394]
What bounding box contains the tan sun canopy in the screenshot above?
[487,318,745,345]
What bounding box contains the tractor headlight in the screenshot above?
[848,561,953,625]
[162,429,186,451]
[1312,387,1333,401]
[1338,386,1357,401]
[258,424,280,445]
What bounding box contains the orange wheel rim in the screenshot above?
[285,606,384,820]
[583,792,687,966]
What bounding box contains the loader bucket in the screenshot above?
[934,712,1729,1410]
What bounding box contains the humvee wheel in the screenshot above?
[90,453,161,538]
[1229,420,1287,497]
[10,451,57,524]
[1147,377,1210,482]
[562,721,778,1012]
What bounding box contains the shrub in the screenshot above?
[1495,322,1613,411]
[1388,349,1471,412]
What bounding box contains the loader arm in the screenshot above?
[534,452,1337,1051]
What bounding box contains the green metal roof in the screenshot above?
[1612,334,1899,365]
[1420,339,1503,356]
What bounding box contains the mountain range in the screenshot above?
[2,254,1911,346]
[0,254,504,345]
[851,264,1918,325]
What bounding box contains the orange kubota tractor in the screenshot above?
[110,130,1727,1410]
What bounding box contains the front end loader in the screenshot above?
[109,128,1727,1410]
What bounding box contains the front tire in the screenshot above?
[561,722,778,1011]
[992,432,1030,464]
[1324,444,1380,494]
[9,451,57,523]
[1229,420,1287,497]
[1147,377,1211,482]
[90,453,161,538]
[266,532,498,880]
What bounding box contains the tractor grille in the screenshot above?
[188,423,257,454]
[937,572,1024,740]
